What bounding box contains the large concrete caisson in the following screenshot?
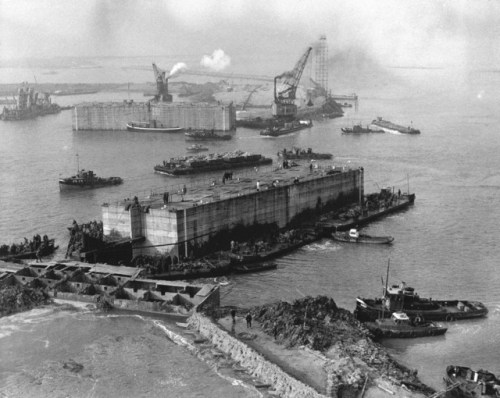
[102,168,363,259]
[72,101,236,131]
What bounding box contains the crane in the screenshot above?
[272,47,312,119]
[152,63,172,102]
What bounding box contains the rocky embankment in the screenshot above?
[0,283,50,317]
[251,296,434,397]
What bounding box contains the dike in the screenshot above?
[189,312,326,398]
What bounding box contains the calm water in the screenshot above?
[1,64,500,394]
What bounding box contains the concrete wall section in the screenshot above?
[180,170,360,244]
[72,102,149,131]
[103,169,362,257]
[73,101,236,131]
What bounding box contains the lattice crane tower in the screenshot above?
[314,35,328,95]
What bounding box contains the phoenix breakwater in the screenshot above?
[1,64,500,395]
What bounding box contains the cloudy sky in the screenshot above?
[0,0,499,70]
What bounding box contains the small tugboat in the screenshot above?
[186,144,209,152]
[126,121,182,133]
[355,281,489,322]
[445,366,500,397]
[364,312,447,339]
[59,166,123,190]
[154,150,272,176]
[277,147,332,160]
[260,120,312,137]
[184,129,232,140]
[341,124,384,134]
[331,228,394,244]
[371,117,421,134]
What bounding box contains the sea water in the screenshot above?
[1,61,499,394]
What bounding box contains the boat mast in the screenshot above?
[381,258,390,319]
[76,153,80,172]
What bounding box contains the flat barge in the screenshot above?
[154,151,272,176]
[371,117,421,134]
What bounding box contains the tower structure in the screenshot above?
[313,35,328,95]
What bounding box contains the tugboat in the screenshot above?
[445,366,500,397]
[1,83,61,121]
[185,129,232,140]
[341,124,383,134]
[154,150,272,176]
[370,117,421,134]
[59,170,123,190]
[355,281,488,322]
[364,311,447,338]
[59,157,123,190]
[277,147,332,160]
[260,120,312,137]
[331,228,394,244]
[186,144,209,152]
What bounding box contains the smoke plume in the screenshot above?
[200,49,231,71]
[168,62,187,78]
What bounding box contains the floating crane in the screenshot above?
[272,47,312,120]
[152,63,172,102]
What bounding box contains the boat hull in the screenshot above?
[331,232,394,244]
[364,321,447,338]
[154,157,272,176]
[126,123,182,133]
[317,193,416,233]
[355,297,489,322]
[445,365,500,397]
[371,119,421,134]
[59,177,123,190]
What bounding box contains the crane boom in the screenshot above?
[152,63,172,102]
[272,47,312,119]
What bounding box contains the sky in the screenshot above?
[0,0,499,71]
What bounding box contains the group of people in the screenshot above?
[0,234,52,259]
[66,220,103,259]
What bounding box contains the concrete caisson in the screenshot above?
[72,101,236,131]
[102,169,363,259]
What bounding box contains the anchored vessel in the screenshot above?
[126,121,182,133]
[371,117,421,134]
[331,228,394,244]
[186,144,209,152]
[185,129,232,140]
[260,120,312,137]
[364,312,447,338]
[59,169,123,190]
[445,366,500,397]
[154,151,273,176]
[1,84,61,121]
[277,147,332,160]
[355,281,488,322]
[341,124,383,134]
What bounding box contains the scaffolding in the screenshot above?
[313,35,328,95]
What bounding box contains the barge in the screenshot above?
[277,147,332,160]
[260,120,312,137]
[370,117,421,134]
[154,151,272,176]
[185,129,232,140]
